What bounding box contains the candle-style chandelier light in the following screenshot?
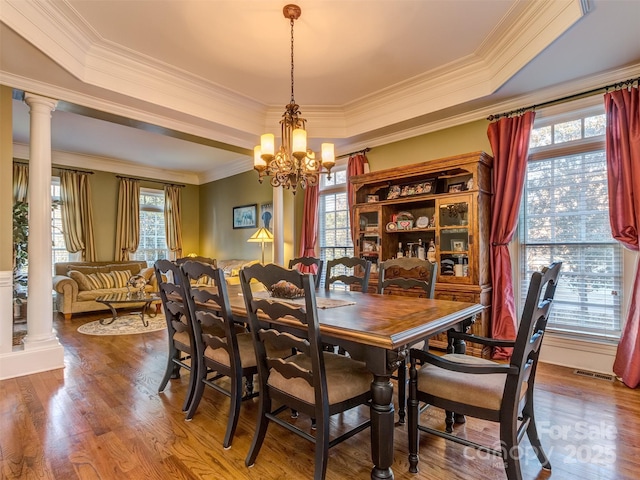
[253,4,335,193]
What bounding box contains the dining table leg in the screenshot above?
[370,373,395,480]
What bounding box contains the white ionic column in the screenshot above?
[22,93,60,348]
[273,186,284,265]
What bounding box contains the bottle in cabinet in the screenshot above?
[427,239,436,262]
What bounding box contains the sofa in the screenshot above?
[53,261,159,320]
[217,259,259,285]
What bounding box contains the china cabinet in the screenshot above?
[350,151,493,357]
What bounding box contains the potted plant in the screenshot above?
[13,201,29,319]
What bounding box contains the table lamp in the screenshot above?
[247,227,274,264]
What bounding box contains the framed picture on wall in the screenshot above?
[233,204,257,229]
[260,203,273,230]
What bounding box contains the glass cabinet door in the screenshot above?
[357,207,381,270]
[437,196,471,281]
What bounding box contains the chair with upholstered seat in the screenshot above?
[240,263,372,480]
[288,256,324,289]
[407,262,562,480]
[154,259,195,412]
[324,256,371,292]
[377,257,437,423]
[179,260,258,448]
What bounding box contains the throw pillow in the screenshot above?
[68,270,93,291]
[111,269,132,288]
[86,271,115,290]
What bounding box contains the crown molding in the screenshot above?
[198,156,255,184]
[1,0,587,143]
[341,0,587,137]
[12,143,200,185]
[1,0,266,136]
[1,71,257,151]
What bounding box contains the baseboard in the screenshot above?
[540,332,617,375]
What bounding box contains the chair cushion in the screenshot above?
[268,352,371,405]
[173,330,191,349]
[416,354,527,411]
[205,332,257,368]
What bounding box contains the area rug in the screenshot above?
[77,313,166,336]
[13,322,28,346]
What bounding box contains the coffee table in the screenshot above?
[96,292,160,327]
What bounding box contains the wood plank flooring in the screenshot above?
[2,311,639,479]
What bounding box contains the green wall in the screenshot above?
[0,87,12,272]
[366,119,491,171]
[199,170,274,261]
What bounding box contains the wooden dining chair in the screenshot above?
[407,262,562,480]
[377,257,437,423]
[240,263,372,480]
[378,257,437,297]
[176,255,216,266]
[288,256,324,289]
[154,259,196,412]
[324,256,371,292]
[179,260,258,448]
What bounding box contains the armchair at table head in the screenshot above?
[288,256,323,289]
[153,259,195,412]
[178,260,257,448]
[324,256,371,292]
[240,262,372,480]
[407,261,562,480]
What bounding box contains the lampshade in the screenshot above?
[247,227,274,243]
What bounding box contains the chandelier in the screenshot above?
[253,4,335,193]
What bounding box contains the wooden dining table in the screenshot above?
[225,285,484,480]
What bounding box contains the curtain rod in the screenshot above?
[336,147,370,160]
[55,166,94,175]
[488,75,640,121]
[13,160,94,176]
[116,175,185,188]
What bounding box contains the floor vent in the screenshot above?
[573,369,615,381]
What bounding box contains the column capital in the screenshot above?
[23,92,58,112]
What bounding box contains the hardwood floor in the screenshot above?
[2,311,639,479]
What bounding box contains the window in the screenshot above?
[519,103,622,340]
[51,177,71,269]
[133,188,168,265]
[318,166,353,289]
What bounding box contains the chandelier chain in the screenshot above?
[290,17,295,104]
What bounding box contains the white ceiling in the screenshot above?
[2,0,640,185]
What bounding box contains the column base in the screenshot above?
[0,343,64,380]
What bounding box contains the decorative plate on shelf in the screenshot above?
[386,222,397,231]
[416,216,429,228]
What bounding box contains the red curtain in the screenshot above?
[605,86,640,388]
[347,153,369,244]
[487,111,536,359]
[297,184,320,274]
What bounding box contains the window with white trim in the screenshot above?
[519,103,622,340]
[51,177,70,270]
[318,166,353,289]
[133,188,168,265]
